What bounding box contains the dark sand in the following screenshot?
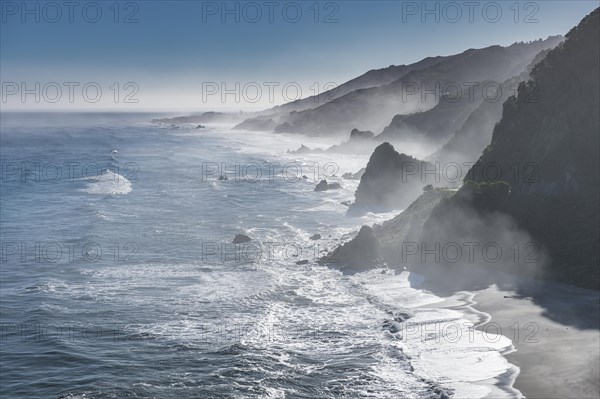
[473,281,600,399]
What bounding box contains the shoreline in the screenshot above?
[417,289,522,398]
[414,273,600,398]
[471,280,600,399]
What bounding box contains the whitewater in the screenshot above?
[0,112,520,398]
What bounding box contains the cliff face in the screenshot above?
[422,8,600,289]
[349,143,435,213]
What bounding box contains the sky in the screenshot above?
[1,0,598,111]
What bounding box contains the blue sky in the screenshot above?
[1,0,598,110]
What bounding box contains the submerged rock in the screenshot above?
[310,234,321,240]
[232,234,251,244]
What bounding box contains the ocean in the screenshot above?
[0,112,519,398]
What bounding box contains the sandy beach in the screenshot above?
[473,280,600,399]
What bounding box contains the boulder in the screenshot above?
[314,180,341,192]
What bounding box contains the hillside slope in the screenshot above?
[422,8,600,289]
[271,37,563,136]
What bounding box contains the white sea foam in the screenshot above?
[354,270,521,398]
[81,170,132,195]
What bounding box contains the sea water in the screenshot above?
[0,112,519,398]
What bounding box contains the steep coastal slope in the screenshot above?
[374,87,486,152]
[233,57,446,131]
[434,7,600,289]
[264,57,445,115]
[269,37,563,136]
[420,8,599,289]
[289,44,561,159]
[430,47,555,166]
[330,9,599,290]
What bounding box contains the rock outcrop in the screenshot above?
[325,188,454,272]
[349,128,375,140]
[315,180,342,192]
[287,144,325,154]
[323,226,382,273]
[349,143,437,213]
[342,168,366,180]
